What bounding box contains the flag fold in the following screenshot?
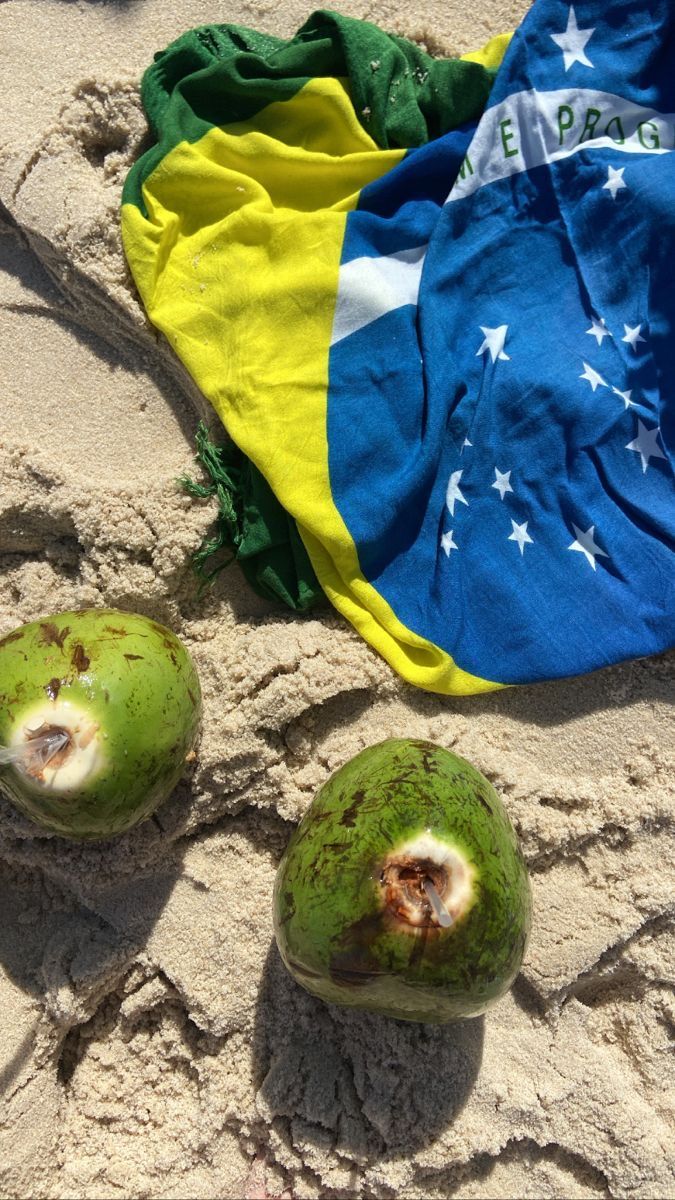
[122,2,674,693]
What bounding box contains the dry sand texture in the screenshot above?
[1,0,674,1197]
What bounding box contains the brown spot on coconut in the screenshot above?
[71,644,90,673]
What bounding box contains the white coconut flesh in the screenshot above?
[379,831,476,931]
[2,699,106,792]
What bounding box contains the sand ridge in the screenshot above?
[0,1,674,1197]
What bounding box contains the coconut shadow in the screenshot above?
[0,779,195,1095]
[252,938,485,1161]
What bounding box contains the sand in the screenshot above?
[0,1,673,1197]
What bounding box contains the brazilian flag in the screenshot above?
[122,3,675,694]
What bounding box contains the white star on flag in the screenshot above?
[568,524,608,570]
[508,520,533,555]
[551,6,595,71]
[579,362,608,391]
[625,420,667,472]
[612,385,635,409]
[586,317,612,345]
[446,470,469,516]
[603,166,627,199]
[492,468,513,500]
[622,323,645,350]
[441,530,458,556]
[461,438,473,452]
[477,325,510,362]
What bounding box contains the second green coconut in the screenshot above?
[0,608,201,839]
[273,738,531,1023]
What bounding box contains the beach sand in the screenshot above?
[1,1,673,1196]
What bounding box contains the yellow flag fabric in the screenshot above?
[122,14,510,693]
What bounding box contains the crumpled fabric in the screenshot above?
[123,2,674,693]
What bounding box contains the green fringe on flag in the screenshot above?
[180,424,325,612]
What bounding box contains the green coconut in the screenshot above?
[273,738,531,1023]
[0,608,201,839]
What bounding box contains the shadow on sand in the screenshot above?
[252,938,484,1161]
[401,651,674,729]
[0,779,195,1092]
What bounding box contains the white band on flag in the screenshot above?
[447,87,674,202]
[330,244,427,346]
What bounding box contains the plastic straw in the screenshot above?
[0,728,70,769]
[423,877,454,927]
